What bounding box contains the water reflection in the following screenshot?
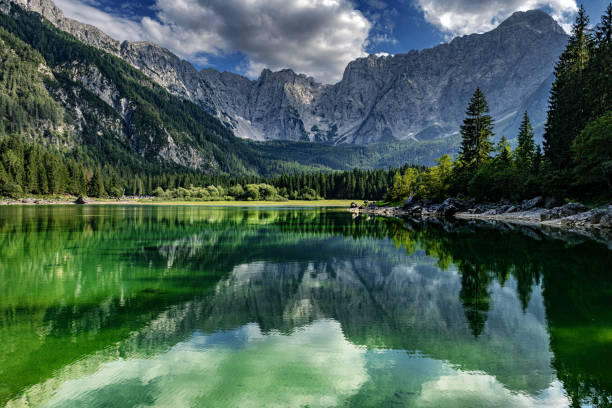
[0,206,610,407]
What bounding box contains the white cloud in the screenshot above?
[414,0,578,36]
[54,0,371,83]
[54,0,145,41]
[142,0,371,83]
[53,0,577,83]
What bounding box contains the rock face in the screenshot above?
[8,0,568,145]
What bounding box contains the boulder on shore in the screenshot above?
[520,196,544,211]
[541,202,590,221]
[505,206,519,213]
[436,200,459,217]
[600,213,612,228]
[75,197,88,205]
[403,196,416,209]
[408,205,423,217]
[544,196,564,209]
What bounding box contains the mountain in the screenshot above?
[0,0,336,176]
[8,0,567,145]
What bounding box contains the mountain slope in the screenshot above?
[0,1,332,176]
[7,0,567,146]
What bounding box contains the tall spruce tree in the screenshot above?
[88,168,106,198]
[459,88,495,169]
[595,3,612,44]
[496,135,512,165]
[533,145,543,174]
[515,112,536,170]
[586,3,612,119]
[544,5,594,169]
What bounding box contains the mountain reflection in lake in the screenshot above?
[0,206,610,407]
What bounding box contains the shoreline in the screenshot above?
[0,197,355,207]
[349,201,612,249]
[349,198,612,233]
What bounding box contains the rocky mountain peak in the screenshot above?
[4,0,569,146]
[258,68,319,86]
[496,9,566,35]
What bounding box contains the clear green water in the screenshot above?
[0,205,610,408]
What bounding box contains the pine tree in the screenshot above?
[495,135,512,165]
[571,111,612,192]
[0,160,7,185]
[544,6,594,169]
[88,168,106,198]
[586,3,612,119]
[45,156,63,194]
[37,161,48,194]
[459,88,494,169]
[533,145,543,174]
[135,177,144,196]
[23,146,39,194]
[595,3,612,45]
[515,112,535,170]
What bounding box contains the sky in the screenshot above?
[53,0,608,83]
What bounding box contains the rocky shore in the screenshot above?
[0,196,152,205]
[0,197,77,205]
[349,196,612,231]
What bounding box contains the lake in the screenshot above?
[0,205,610,407]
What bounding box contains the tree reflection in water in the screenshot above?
[0,206,610,407]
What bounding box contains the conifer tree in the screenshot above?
[459,88,494,169]
[88,168,106,198]
[23,146,39,194]
[544,6,594,169]
[586,3,612,119]
[495,136,512,165]
[515,112,535,170]
[0,161,7,185]
[533,145,543,174]
[595,3,612,44]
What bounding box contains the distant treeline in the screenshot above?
[0,135,419,200]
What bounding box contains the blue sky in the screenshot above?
[54,0,608,83]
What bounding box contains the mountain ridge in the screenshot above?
[5,0,568,147]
